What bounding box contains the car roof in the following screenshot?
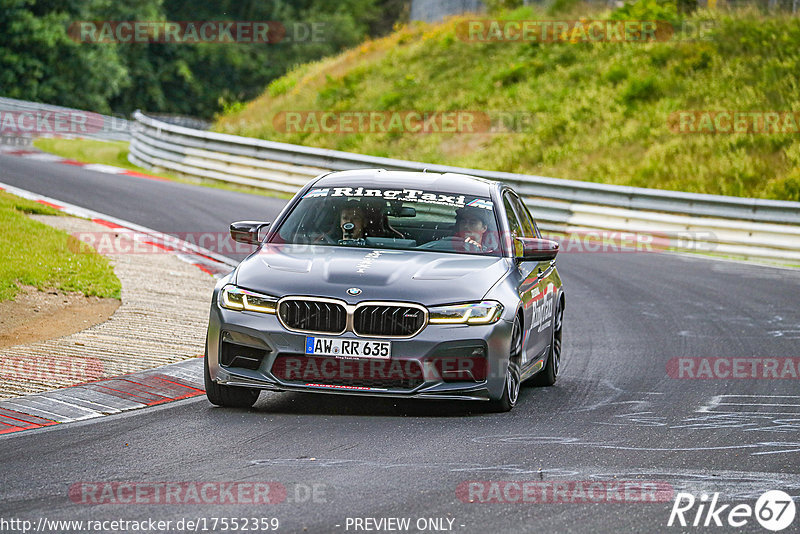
[312,169,499,197]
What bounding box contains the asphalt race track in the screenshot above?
[2,154,800,533]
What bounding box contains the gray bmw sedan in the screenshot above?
[205,169,564,412]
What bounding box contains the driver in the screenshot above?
[312,201,395,244]
[339,204,366,240]
[310,202,369,244]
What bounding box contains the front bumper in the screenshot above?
[206,302,514,402]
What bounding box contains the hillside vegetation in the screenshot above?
[215,2,800,201]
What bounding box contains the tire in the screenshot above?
[487,316,522,413]
[204,345,260,408]
[531,298,563,387]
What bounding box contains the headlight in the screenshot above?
[219,285,278,314]
[428,301,504,325]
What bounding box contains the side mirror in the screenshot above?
[230,221,270,245]
[514,237,559,262]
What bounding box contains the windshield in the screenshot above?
[270,186,502,256]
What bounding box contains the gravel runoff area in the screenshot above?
[0,215,217,400]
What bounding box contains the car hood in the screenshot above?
[233,244,511,305]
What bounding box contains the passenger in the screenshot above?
[454,207,490,250]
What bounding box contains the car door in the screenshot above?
[502,192,549,370]
[509,193,557,367]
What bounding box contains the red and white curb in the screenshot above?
[0,144,167,182]
[0,181,237,277]
[0,183,242,435]
[0,359,205,436]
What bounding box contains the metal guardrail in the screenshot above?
[0,97,132,142]
[124,110,795,263]
[146,114,211,131]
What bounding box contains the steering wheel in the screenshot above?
[309,231,338,245]
[419,236,483,252]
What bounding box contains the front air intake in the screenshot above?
[278,298,347,334]
[353,304,425,337]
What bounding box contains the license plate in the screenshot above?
[305,337,391,359]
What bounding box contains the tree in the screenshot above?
[0,0,126,112]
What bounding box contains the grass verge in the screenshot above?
[33,138,143,173]
[0,191,121,302]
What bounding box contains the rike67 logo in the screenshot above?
[668,491,796,531]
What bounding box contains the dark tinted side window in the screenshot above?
[503,194,523,239]
[509,194,538,239]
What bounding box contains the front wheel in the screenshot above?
[530,298,562,387]
[204,347,260,408]
[487,317,522,413]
